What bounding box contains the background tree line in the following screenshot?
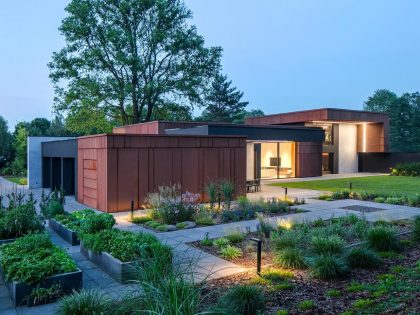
[0,116,73,176]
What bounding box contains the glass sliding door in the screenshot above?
[259,142,295,179]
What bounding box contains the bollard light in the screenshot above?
[349,182,352,191]
[284,187,288,197]
[250,237,262,275]
[130,200,134,221]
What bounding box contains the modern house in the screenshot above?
[27,108,419,213]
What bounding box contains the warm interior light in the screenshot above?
[362,123,367,152]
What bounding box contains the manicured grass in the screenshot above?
[271,176,420,197]
[5,176,27,185]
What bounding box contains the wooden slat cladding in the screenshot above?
[295,142,323,178]
[78,135,246,213]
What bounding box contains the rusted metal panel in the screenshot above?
[78,134,247,212]
[295,142,322,178]
[181,148,199,193]
[117,149,139,211]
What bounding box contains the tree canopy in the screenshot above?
[364,89,420,152]
[197,73,249,122]
[49,0,222,127]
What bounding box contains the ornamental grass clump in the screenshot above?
[0,233,77,284]
[118,244,201,315]
[220,179,235,210]
[274,247,307,269]
[311,235,345,255]
[57,289,112,315]
[220,245,243,260]
[347,247,382,269]
[367,226,401,252]
[218,285,264,315]
[309,254,349,279]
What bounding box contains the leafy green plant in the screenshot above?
[220,245,243,259]
[347,247,382,268]
[0,233,77,284]
[353,298,374,309]
[220,179,235,210]
[80,228,171,262]
[325,289,341,297]
[297,299,315,311]
[276,310,288,315]
[374,196,386,203]
[43,200,65,219]
[311,235,345,255]
[130,216,152,224]
[347,281,366,292]
[331,189,350,200]
[218,285,264,315]
[407,194,420,207]
[0,202,44,240]
[156,225,168,231]
[367,226,401,252]
[201,232,213,246]
[213,237,230,249]
[260,268,294,281]
[385,197,404,205]
[57,289,112,315]
[77,212,116,236]
[194,206,215,225]
[176,222,188,229]
[274,247,307,269]
[309,254,349,279]
[226,229,246,243]
[391,162,420,177]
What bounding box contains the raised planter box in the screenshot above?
[0,238,16,246]
[0,266,82,306]
[49,219,80,246]
[80,242,136,283]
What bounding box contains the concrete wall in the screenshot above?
[246,142,254,180]
[338,124,358,173]
[28,137,74,189]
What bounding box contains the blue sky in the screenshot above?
[1,0,419,130]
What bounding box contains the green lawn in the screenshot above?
[5,176,28,185]
[271,175,420,197]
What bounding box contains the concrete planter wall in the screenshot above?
[49,219,80,246]
[80,242,136,283]
[0,238,16,246]
[0,267,82,306]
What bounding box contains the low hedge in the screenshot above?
[80,228,171,263]
[0,234,77,284]
[391,162,420,177]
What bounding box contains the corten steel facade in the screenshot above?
[77,134,246,212]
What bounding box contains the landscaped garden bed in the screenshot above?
[50,209,97,245]
[0,234,82,306]
[130,183,305,232]
[195,215,420,314]
[0,194,44,244]
[61,209,173,283]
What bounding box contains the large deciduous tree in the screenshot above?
[364,89,420,152]
[49,0,222,126]
[198,74,249,122]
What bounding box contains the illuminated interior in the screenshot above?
[252,142,296,179]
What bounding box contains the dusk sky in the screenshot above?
[1,0,419,130]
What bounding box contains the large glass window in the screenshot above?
[306,123,333,145]
[260,142,295,179]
